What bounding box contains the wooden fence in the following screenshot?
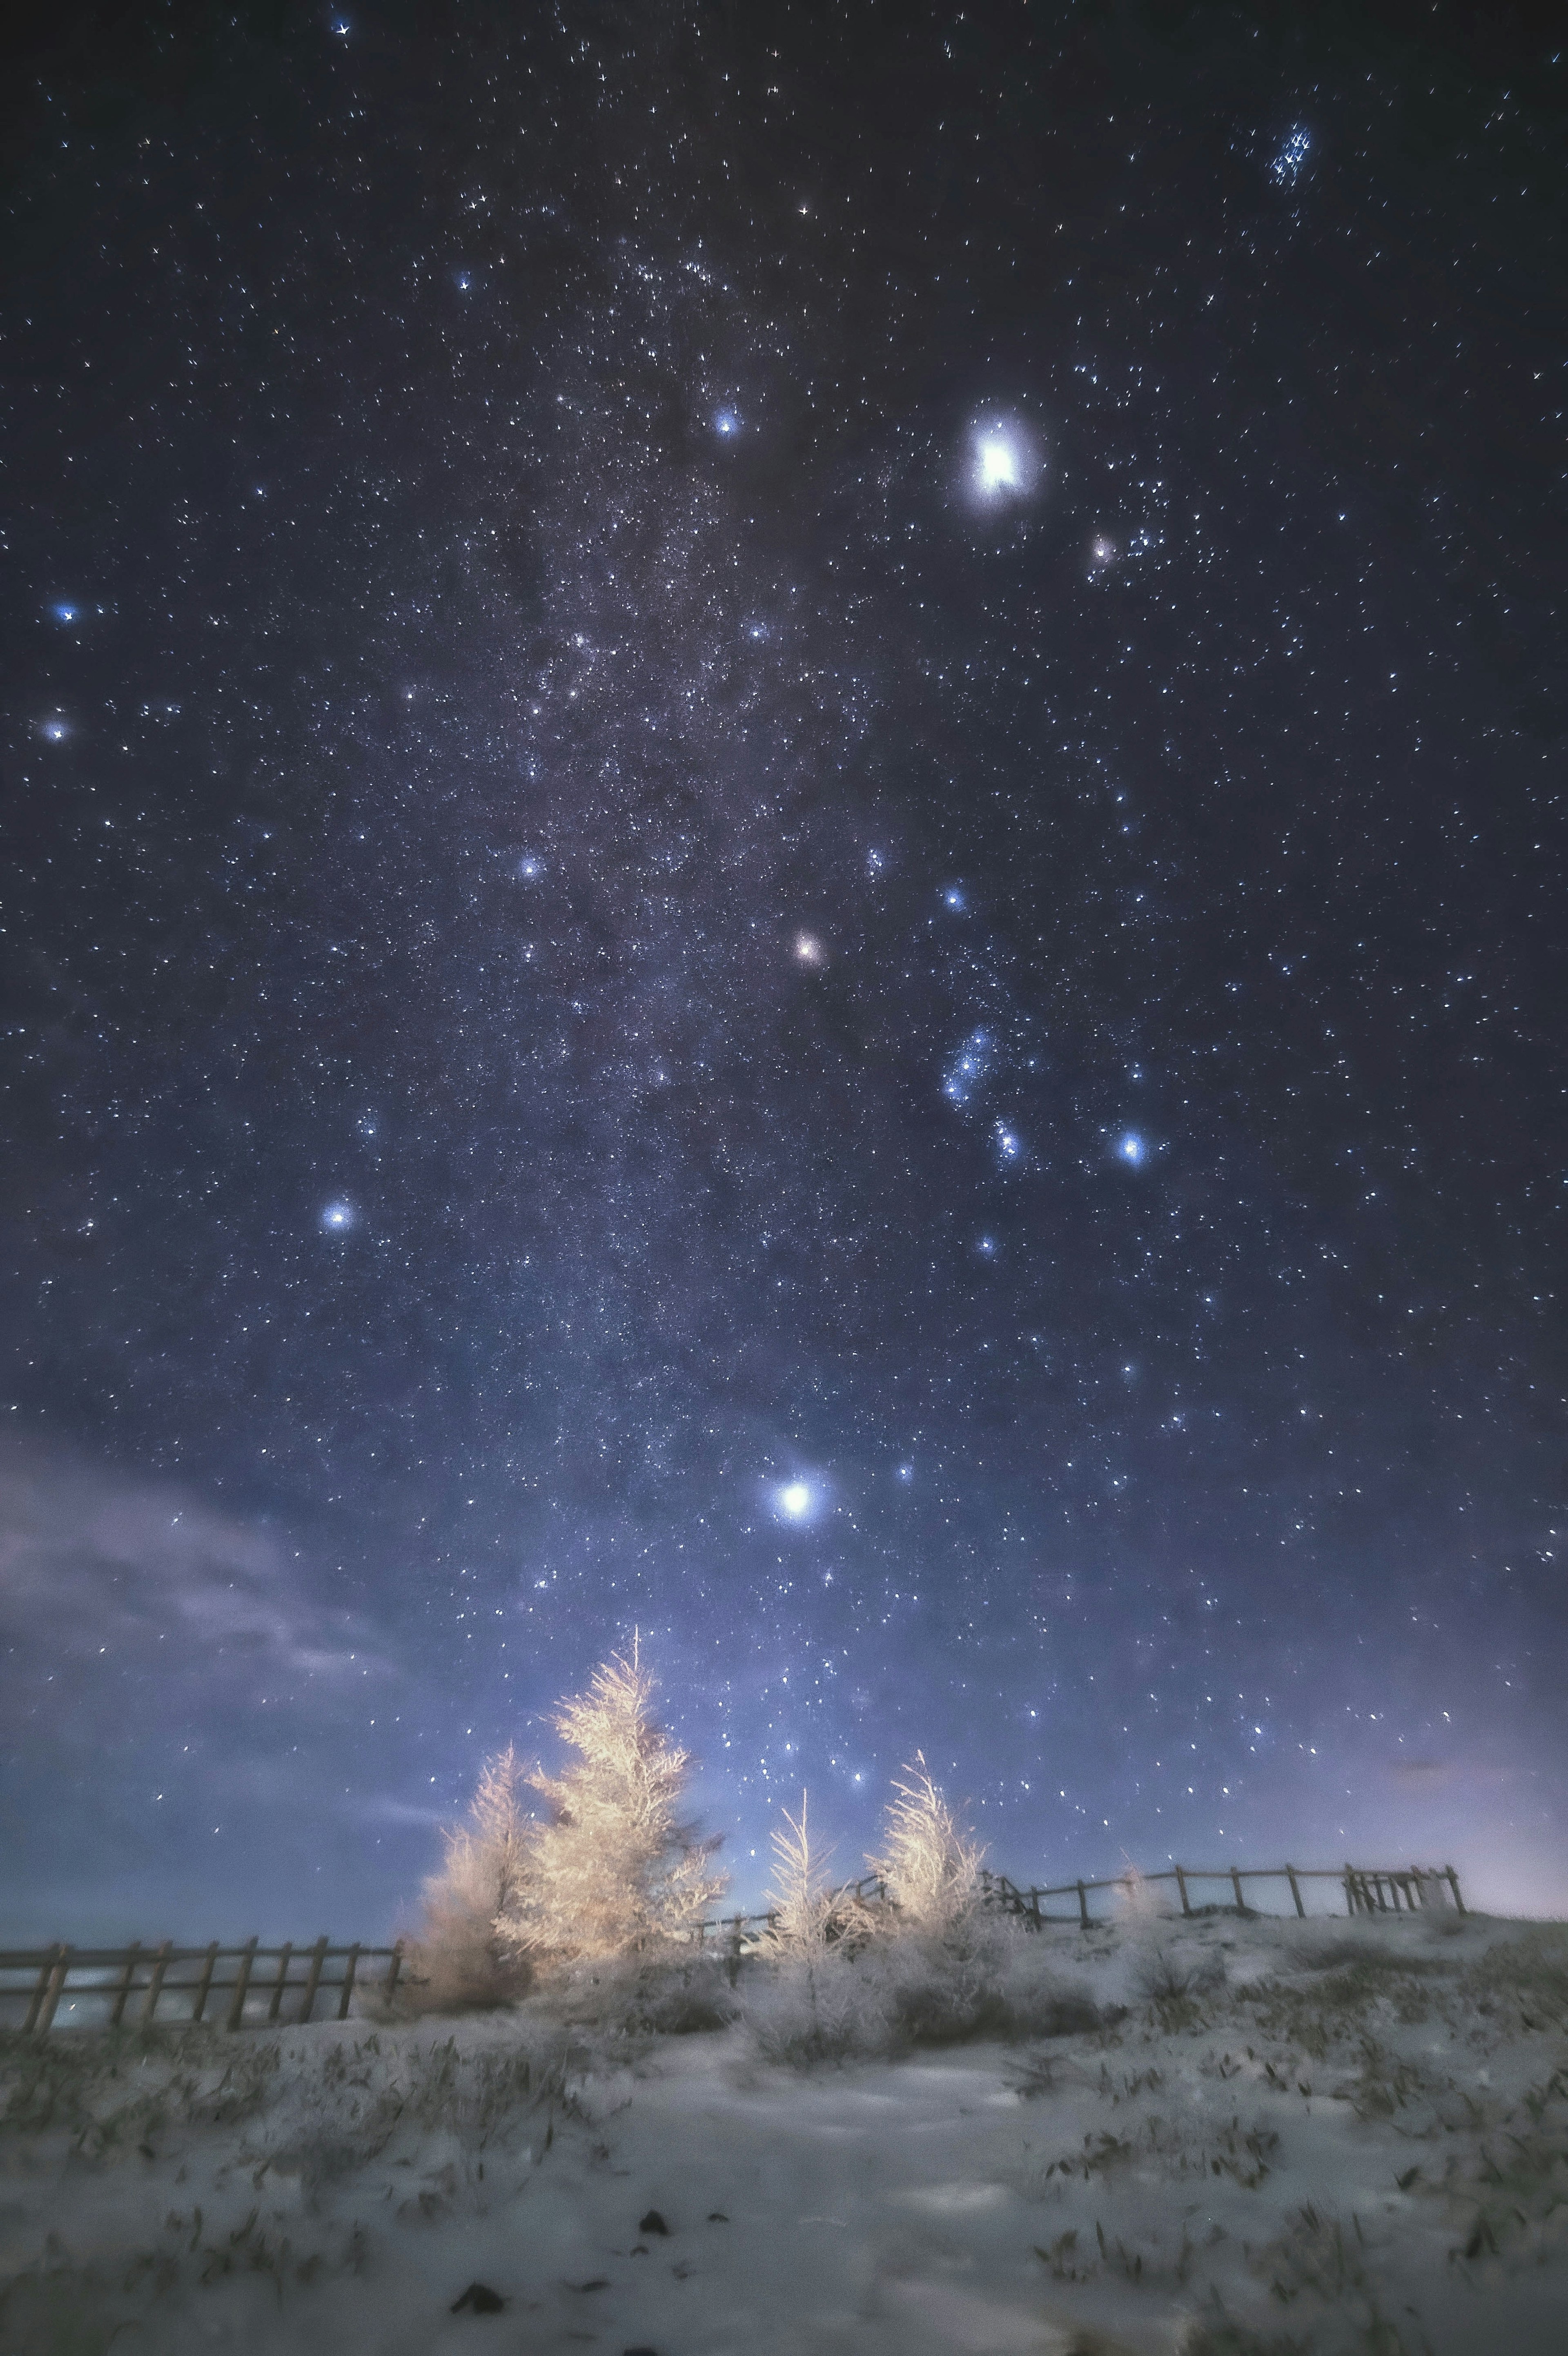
[0,1939,403,2038]
[2,1861,1466,2037]
[978,1861,1465,1929]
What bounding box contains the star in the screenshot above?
[1117,1133,1147,1167]
[975,429,1022,495]
[321,1200,356,1232]
[713,408,740,437]
[793,932,824,966]
[775,1480,815,1521]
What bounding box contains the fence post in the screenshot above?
[1029,1888,1042,1930]
[336,1945,361,2022]
[1285,1865,1305,1919]
[192,1943,220,2024]
[140,1941,173,2028]
[1230,1868,1245,1912]
[266,1943,294,2024]
[383,1942,403,2007]
[1174,1866,1192,1918]
[1343,1866,1359,1916]
[1445,1865,1465,1915]
[1076,1880,1089,1929]
[298,1937,329,2024]
[22,1946,60,2037]
[109,1942,143,2028]
[34,1947,72,2037]
[225,1937,259,2031]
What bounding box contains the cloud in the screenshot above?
[0,1435,391,1695]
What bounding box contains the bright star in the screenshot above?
[1118,1132,1146,1166]
[321,1200,356,1232]
[943,886,966,911]
[976,430,1022,493]
[517,856,542,879]
[793,932,824,966]
[51,603,77,623]
[713,408,740,437]
[41,720,69,741]
[776,1480,815,1522]
[994,1122,1022,1163]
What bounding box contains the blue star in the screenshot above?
[1117,1132,1147,1167]
[713,408,741,438]
[775,1479,816,1522]
[51,603,77,624]
[321,1200,356,1233]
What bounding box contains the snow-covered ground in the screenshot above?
[2,1906,1565,2354]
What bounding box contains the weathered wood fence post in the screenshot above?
[1174,1865,1192,1918]
[22,1946,61,2036]
[192,1943,220,2024]
[1285,1865,1305,1919]
[298,1937,329,2023]
[225,1937,259,2031]
[336,1945,361,2021]
[140,1940,173,2028]
[34,1947,71,2037]
[108,1942,142,2027]
[266,1942,294,2024]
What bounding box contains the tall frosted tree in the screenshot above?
[762,1791,837,1957]
[500,1644,727,1964]
[869,1753,985,1933]
[409,1745,537,2008]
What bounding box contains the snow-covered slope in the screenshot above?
[2,1907,1564,2354]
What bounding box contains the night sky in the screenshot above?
[3,1,1565,1945]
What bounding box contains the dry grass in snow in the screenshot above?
[1,1907,1565,2354]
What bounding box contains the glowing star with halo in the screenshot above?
[793,932,825,967]
[320,1199,356,1233]
[969,417,1038,505]
[775,1480,816,1522]
[1117,1132,1147,1167]
[976,430,1021,494]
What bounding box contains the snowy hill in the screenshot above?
[2,1905,1564,2354]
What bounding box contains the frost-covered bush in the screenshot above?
[867,1754,985,1935]
[401,1747,537,2014]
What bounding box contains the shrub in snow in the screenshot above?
[1115,1860,1173,1921]
[499,1645,727,1968]
[866,1754,984,1935]
[401,1747,537,2013]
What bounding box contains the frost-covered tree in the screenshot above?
[500,1644,727,1964]
[408,1745,537,2009]
[868,1753,985,1934]
[762,1792,837,1957]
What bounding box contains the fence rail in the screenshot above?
[0,1939,403,2037]
[978,1861,1465,1929]
[2,1861,1466,2037]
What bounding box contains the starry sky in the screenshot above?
[2,0,1565,1944]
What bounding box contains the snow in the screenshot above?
[2,1907,1565,2353]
